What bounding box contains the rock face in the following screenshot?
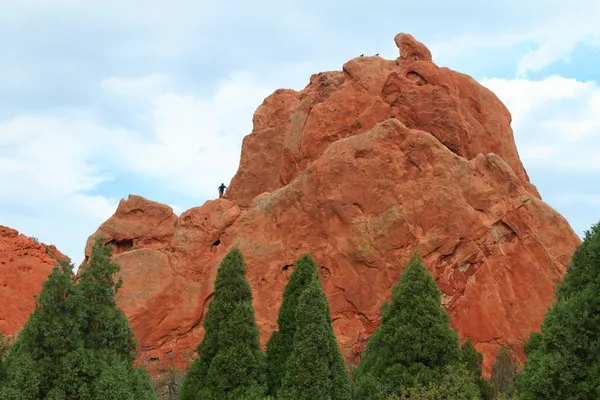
[0,226,68,337]
[228,33,540,208]
[83,33,580,376]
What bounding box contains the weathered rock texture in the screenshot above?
[0,226,68,337]
[83,33,580,376]
[228,33,540,208]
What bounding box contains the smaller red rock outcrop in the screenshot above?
[0,226,69,336]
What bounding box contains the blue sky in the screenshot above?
[1,0,599,265]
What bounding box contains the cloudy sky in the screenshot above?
[1,0,599,265]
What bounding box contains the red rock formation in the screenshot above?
[82,33,580,377]
[0,226,68,337]
[228,33,540,208]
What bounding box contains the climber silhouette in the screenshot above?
[218,183,227,198]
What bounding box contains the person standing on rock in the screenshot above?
[218,183,227,198]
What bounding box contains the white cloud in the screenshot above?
[420,2,600,76]
[0,113,119,265]
[3,1,600,83]
[103,72,273,198]
[0,113,112,200]
[481,76,600,171]
[516,37,580,78]
[480,75,600,236]
[0,72,274,264]
[101,74,170,101]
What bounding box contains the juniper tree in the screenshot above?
[517,221,600,399]
[180,248,267,400]
[265,254,319,396]
[0,238,155,399]
[76,238,137,360]
[352,253,463,399]
[277,278,352,400]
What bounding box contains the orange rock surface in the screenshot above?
[80,34,580,377]
[228,33,540,208]
[0,226,68,337]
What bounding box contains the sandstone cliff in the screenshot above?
[82,33,581,376]
[0,226,69,337]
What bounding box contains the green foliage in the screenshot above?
[387,364,480,399]
[352,253,462,399]
[556,222,600,299]
[480,379,498,400]
[77,240,136,360]
[460,339,482,378]
[277,276,352,400]
[180,248,267,400]
[460,338,496,399]
[265,255,318,396]
[0,237,156,400]
[489,346,518,399]
[522,332,541,356]
[517,221,600,399]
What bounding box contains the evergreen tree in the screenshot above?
[490,346,518,399]
[352,253,462,399]
[460,339,482,378]
[180,248,267,400]
[460,339,496,399]
[517,221,600,399]
[277,277,352,400]
[0,238,156,400]
[77,239,136,360]
[265,254,318,396]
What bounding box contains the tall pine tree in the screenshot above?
[180,248,267,400]
[352,253,462,399]
[0,238,155,400]
[277,277,352,400]
[517,221,600,399]
[265,254,318,396]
